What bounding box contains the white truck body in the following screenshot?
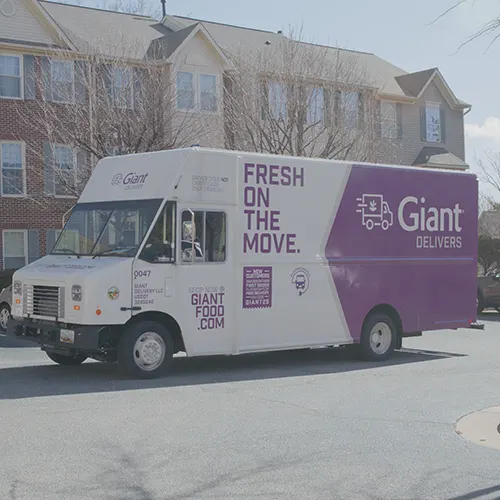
[8,147,478,377]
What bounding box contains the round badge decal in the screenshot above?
[108,286,119,300]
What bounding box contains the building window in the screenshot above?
[341,91,359,129]
[177,71,195,110]
[176,71,217,112]
[0,54,21,99]
[108,66,133,108]
[3,230,27,270]
[200,74,217,112]
[424,103,441,142]
[53,145,76,196]
[380,101,398,139]
[105,145,127,157]
[181,210,226,263]
[306,87,324,125]
[267,81,287,121]
[0,142,24,196]
[50,60,74,103]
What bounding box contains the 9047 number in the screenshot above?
[134,270,151,279]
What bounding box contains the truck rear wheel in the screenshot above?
[358,313,396,361]
[46,351,88,366]
[477,292,484,314]
[118,321,174,379]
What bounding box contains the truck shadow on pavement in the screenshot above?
[0,346,466,401]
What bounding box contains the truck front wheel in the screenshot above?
[46,351,88,365]
[118,321,174,379]
[358,313,397,361]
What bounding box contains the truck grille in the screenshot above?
[24,284,65,319]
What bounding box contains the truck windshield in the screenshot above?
[51,199,162,257]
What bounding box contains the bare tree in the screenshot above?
[474,155,500,273]
[432,1,500,52]
[224,28,397,162]
[97,0,162,18]
[17,38,212,200]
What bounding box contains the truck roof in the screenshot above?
[125,146,476,176]
[78,147,476,204]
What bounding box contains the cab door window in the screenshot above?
[181,210,226,263]
[139,201,176,263]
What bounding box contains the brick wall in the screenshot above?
[0,56,75,269]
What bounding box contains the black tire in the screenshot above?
[0,303,10,332]
[477,292,485,314]
[117,321,174,379]
[46,351,88,365]
[358,313,397,361]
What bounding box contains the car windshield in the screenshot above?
[51,199,162,257]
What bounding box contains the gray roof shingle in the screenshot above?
[395,68,437,97]
[40,1,168,59]
[28,3,469,105]
[147,23,198,59]
[413,147,468,168]
[167,15,409,95]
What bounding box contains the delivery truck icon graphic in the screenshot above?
[356,194,394,231]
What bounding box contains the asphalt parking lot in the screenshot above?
[2,315,500,500]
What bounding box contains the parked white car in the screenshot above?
[0,284,12,334]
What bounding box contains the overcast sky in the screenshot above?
[68,0,500,200]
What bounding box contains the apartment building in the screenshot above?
[0,0,471,269]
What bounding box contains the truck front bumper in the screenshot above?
[7,317,109,352]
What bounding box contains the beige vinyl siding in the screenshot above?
[0,0,55,45]
[385,81,466,166]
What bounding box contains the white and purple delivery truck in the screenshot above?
[7,147,478,378]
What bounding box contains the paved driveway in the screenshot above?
[1,316,500,500]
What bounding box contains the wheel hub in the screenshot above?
[0,309,9,330]
[133,332,166,371]
[369,322,392,355]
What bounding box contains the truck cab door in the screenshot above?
[131,201,176,317]
[175,206,233,356]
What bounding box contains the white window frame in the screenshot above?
[0,140,26,197]
[380,101,398,139]
[49,58,75,104]
[51,143,78,199]
[109,66,134,109]
[425,101,441,143]
[0,52,23,100]
[175,69,219,114]
[2,229,28,270]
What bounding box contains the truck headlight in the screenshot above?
[71,285,83,302]
[13,281,22,295]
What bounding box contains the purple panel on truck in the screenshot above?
[326,164,478,341]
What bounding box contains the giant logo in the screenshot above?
[111,172,148,191]
[356,193,464,249]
